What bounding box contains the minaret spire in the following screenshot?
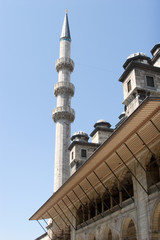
[60,9,71,41]
[52,11,75,192]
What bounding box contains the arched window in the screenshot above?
[90,202,95,219]
[83,204,88,222]
[96,197,102,215]
[77,205,83,225]
[103,192,110,211]
[121,174,134,202]
[147,155,160,188]
[112,187,119,207]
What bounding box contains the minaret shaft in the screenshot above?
[60,41,71,58]
[57,94,71,107]
[54,120,71,190]
[58,69,71,82]
[52,12,75,192]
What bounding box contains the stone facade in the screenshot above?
[30,12,160,240]
[62,43,160,240]
[71,146,160,240]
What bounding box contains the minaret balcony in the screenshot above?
[55,57,74,72]
[54,81,75,96]
[52,106,75,122]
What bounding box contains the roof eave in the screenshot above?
[30,97,160,221]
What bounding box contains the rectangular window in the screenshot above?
[127,80,132,92]
[81,149,87,158]
[71,151,74,160]
[146,76,155,88]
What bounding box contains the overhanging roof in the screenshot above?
[30,97,160,221]
[119,62,160,83]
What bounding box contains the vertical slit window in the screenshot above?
[127,80,132,92]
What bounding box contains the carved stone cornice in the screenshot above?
[54,81,75,96]
[52,106,75,122]
[55,57,74,72]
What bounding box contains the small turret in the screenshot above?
[90,119,114,144]
[69,131,99,175]
[119,47,160,117]
[123,52,151,69]
[71,131,89,142]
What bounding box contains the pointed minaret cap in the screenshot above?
[60,9,71,41]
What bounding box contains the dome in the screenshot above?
[127,52,148,59]
[96,119,107,124]
[71,131,89,142]
[123,52,151,69]
[94,119,111,129]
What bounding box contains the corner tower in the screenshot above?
[119,49,160,117]
[52,10,75,192]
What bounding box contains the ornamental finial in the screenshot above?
[66,8,67,14]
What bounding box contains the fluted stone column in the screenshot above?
[52,10,75,192]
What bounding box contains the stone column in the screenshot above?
[102,195,104,214]
[133,163,150,240]
[118,183,122,207]
[110,194,113,211]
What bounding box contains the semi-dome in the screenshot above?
[123,52,151,69]
[71,131,89,142]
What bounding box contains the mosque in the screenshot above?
[30,11,160,240]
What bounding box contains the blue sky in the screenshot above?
[0,0,159,239]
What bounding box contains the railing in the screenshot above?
[54,81,75,96]
[55,57,74,72]
[52,106,75,122]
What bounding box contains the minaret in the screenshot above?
[52,10,75,192]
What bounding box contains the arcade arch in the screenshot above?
[88,233,96,240]
[122,218,137,240]
[103,227,112,240]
